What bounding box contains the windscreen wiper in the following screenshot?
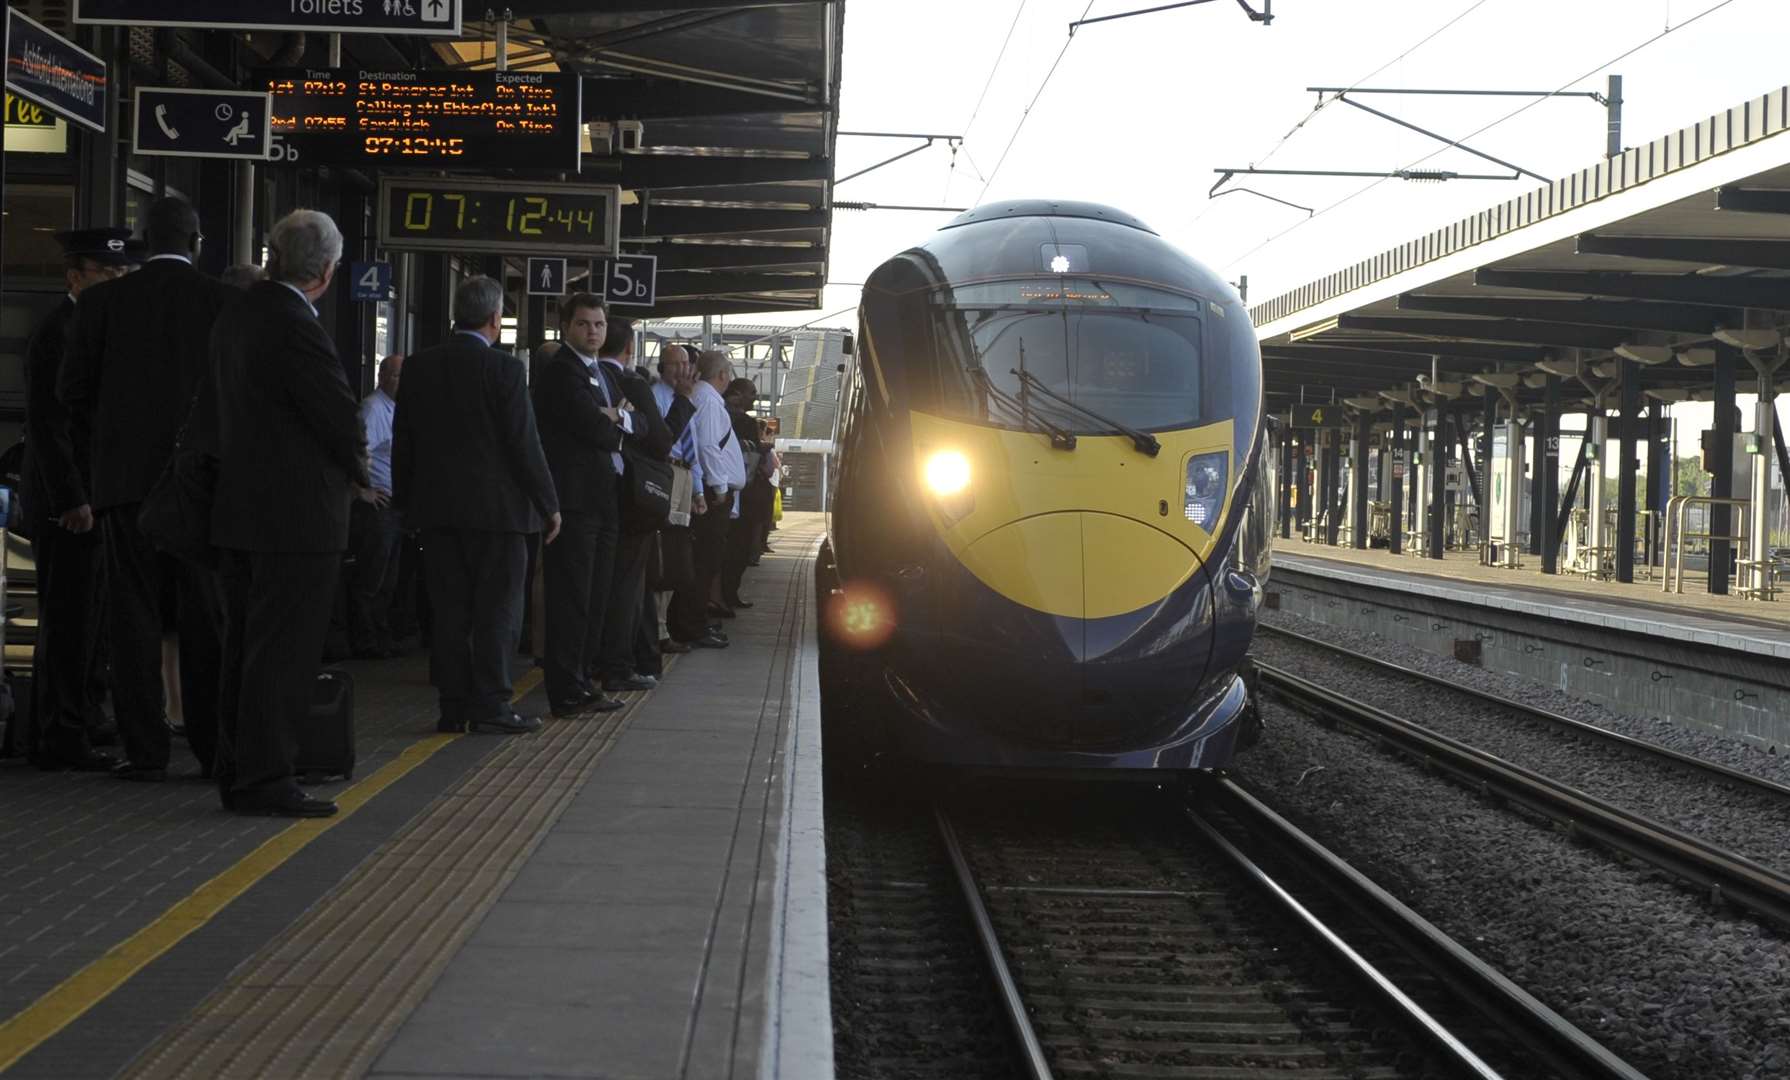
[1009,369,1161,456]
[970,368,1076,450]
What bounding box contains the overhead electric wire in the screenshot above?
[1187,0,1494,233]
[977,0,1099,203]
[1219,0,1747,274]
[1253,0,1495,172]
[964,0,1031,139]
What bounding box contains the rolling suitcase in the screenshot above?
[298,668,356,783]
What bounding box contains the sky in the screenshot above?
[733,0,1789,336]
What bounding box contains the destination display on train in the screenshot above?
[377,177,620,256]
[264,68,580,168]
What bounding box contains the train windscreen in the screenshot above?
[925,279,1205,435]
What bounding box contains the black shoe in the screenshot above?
[33,747,119,772]
[603,674,657,693]
[470,712,543,734]
[725,597,754,610]
[233,791,337,818]
[112,762,167,782]
[660,638,692,655]
[437,719,466,734]
[690,633,730,649]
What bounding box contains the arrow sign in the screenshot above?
[134,87,271,160]
[527,257,567,297]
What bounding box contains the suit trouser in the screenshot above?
[346,501,403,651]
[636,582,663,678]
[215,549,339,795]
[101,506,224,772]
[599,523,652,680]
[540,500,618,702]
[423,528,527,724]
[668,496,731,641]
[28,521,105,757]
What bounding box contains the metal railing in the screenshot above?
[1662,495,1753,596]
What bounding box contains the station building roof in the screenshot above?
[1251,85,1790,419]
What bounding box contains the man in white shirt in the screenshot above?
[347,354,403,657]
[666,350,741,647]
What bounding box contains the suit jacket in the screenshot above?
[531,348,625,514]
[58,258,237,510]
[394,332,557,533]
[613,364,673,463]
[208,282,368,553]
[21,297,85,532]
[663,393,695,442]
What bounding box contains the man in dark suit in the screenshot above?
[19,228,136,771]
[208,210,367,817]
[394,276,560,735]
[532,293,630,716]
[59,196,236,782]
[593,319,673,693]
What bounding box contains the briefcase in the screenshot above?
[298,668,356,783]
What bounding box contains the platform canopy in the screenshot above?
[1252,87,1790,416]
[430,1,841,318]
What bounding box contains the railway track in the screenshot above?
[1255,655,1790,929]
[932,785,1644,1080]
[1256,622,1790,804]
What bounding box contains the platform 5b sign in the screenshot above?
[1291,403,1349,428]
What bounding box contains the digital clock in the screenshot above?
[378,177,621,256]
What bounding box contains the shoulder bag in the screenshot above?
[138,386,219,568]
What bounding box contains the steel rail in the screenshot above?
[1196,780,1649,1080]
[933,806,1054,1080]
[1258,661,1790,929]
[1257,623,1790,803]
[1185,792,1508,1080]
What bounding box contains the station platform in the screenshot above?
[0,515,832,1080]
[1269,537,1790,751]
[1271,538,1790,659]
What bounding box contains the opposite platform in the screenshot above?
[1272,540,1790,750]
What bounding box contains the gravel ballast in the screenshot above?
[1235,698,1790,1079]
[1261,606,1790,790]
[1251,619,1790,877]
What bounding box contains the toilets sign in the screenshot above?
[75,0,462,36]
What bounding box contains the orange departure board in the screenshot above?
[263,67,580,169]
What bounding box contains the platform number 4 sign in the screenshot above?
[601,253,657,307]
[350,261,392,302]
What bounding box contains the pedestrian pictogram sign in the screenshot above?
[527,257,567,296]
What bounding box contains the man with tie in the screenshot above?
[59,196,236,782]
[19,227,137,771]
[394,276,560,735]
[533,293,630,716]
[207,210,368,816]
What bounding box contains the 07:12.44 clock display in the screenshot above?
[377,178,620,256]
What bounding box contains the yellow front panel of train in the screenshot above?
[912,411,1234,620]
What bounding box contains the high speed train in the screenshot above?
[816,200,1272,772]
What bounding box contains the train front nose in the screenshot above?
[933,511,1216,750]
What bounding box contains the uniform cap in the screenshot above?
[54,227,139,265]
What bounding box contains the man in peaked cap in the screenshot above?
[19,227,137,770]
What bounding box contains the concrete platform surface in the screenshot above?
[1275,540,1790,661]
[0,514,832,1080]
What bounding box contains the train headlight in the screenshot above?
[1184,452,1227,529]
[923,450,972,497]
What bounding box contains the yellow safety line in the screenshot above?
[0,666,543,1072]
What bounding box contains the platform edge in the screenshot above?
[757,532,836,1080]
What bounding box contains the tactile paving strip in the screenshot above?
[120,697,643,1079]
